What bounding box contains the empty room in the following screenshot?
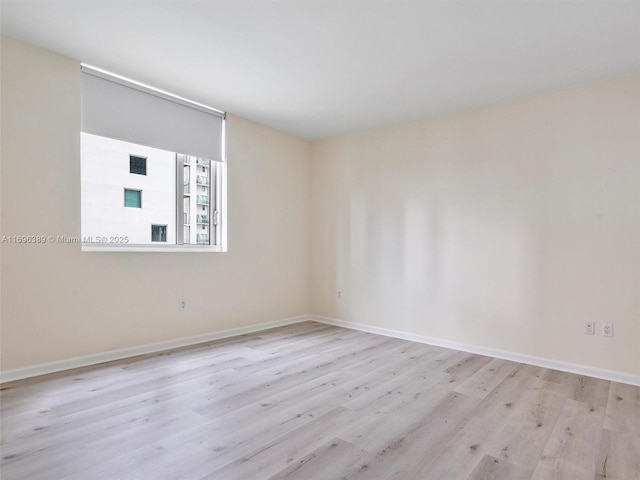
[1,1,639,479]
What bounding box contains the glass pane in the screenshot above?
[151,225,167,242]
[129,155,147,175]
[182,155,210,245]
[183,165,190,194]
[124,189,141,208]
[183,197,190,224]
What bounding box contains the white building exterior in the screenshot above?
[81,133,176,244]
[180,155,211,245]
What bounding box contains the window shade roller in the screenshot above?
[81,66,225,162]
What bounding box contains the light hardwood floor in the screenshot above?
[1,321,639,479]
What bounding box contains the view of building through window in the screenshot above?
[81,133,216,246]
[178,154,211,245]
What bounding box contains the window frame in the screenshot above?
[129,155,147,175]
[176,154,221,247]
[82,134,227,253]
[80,65,227,253]
[151,224,168,243]
[123,188,142,208]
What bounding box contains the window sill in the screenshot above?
[82,244,225,253]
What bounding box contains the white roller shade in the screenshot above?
[81,66,225,161]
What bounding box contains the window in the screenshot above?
[151,225,167,242]
[80,65,226,252]
[177,152,217,245]
[129,155,147,175]
[124,189,141,208]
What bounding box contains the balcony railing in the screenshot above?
[196,158,210,166]
[196,195,209,205]
[183,212,189,224]
[196,176,209,186]
[197,215,209,224]
[183,183,190,194]
[196,234,209,244]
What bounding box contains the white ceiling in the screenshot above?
[2,1,640,140]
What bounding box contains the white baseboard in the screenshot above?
[0,315,312,384]
[311,315,640,387]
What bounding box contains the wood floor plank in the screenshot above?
[199,407,371,480]
[57,443,172,480]
[1,321,638,480]
[341,347,453,414]
[343,385,453,454]
[1,367,239,447]
[541,370,610,409]
[340,391,485,480]
[484,375,568,469]
[465,455,532,480]
[268,438,369,480]
[408,363,544,480]
[593,429,640,479]
[604,381,640,434]
[530,399,606,480]
[1,408,206,480]
[442,353,494,387]
[454,357,520,399]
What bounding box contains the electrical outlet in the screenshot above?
[585,321,595,335]
[337,291,342,300]
[179,299,187,311]
[602,323,613,337]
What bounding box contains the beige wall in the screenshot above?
[0,37,311,370]
[311,75,640,376]
[2,35,639,379]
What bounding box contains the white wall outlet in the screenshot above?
[602,323,613,337]
[585,321,595,335]
[337,291,342,300]
[179,299,187,311]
